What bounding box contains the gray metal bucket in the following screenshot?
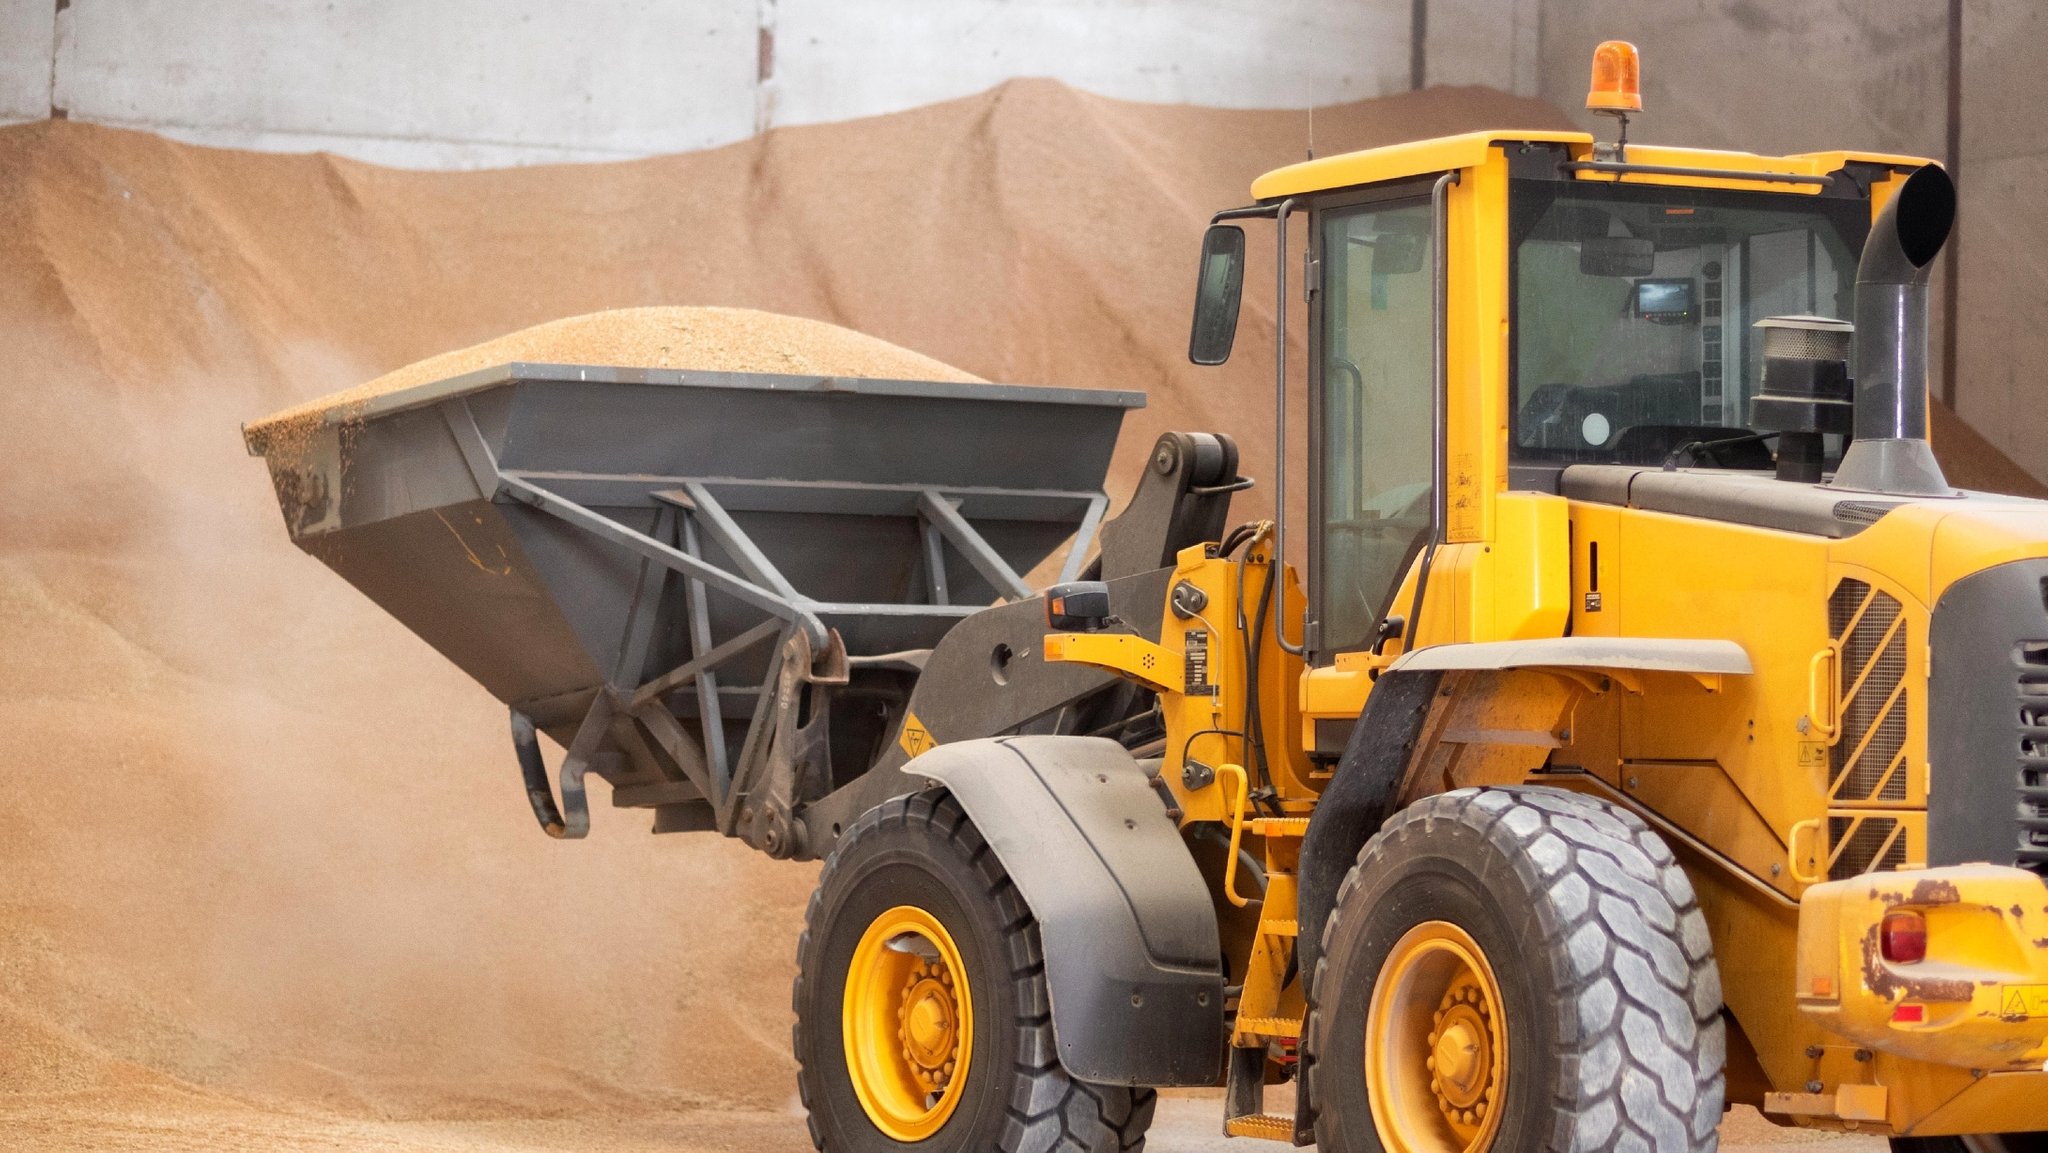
[246,363,1141,838]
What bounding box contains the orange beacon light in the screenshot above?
[1586,40,1642,114]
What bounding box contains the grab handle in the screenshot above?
[1806,643,1840,743]
[1788,818,1826,885]
[1216,763,1253,908]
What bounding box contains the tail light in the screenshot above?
[1881,909,1928,964]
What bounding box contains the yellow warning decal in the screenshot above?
[899,712,936,759]
[2001,985,2048,1019]
[1797,742,1827,769]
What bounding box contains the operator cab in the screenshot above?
[1185,44,1937,666]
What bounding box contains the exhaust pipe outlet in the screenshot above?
[1829,163,1957,496]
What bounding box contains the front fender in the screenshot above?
[910,735,1225,1086]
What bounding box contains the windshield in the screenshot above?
[1509,180,1869,467]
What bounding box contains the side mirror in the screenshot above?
[1580,236,1655,278]
[1188,224,1246,366]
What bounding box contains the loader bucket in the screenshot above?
[246,363,1141,840]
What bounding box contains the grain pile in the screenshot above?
[250,305,981,434]
[0,75,1997,1153]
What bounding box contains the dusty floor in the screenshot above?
[3,1094,1884,1151]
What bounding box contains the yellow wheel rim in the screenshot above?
[1366,921,1508,1153]
[843,905,974,1141]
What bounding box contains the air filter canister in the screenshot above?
[1751,315,1854,483]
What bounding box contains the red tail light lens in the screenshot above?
[1881,910,1927,964]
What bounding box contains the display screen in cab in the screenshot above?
[1634,278,1695,320]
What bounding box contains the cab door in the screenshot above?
[1306,187,1440,664]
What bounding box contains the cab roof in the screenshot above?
[1248,129,1937,201]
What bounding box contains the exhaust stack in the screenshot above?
[1829,163,1958,496]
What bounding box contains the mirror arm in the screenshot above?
[1211,203,1282,224]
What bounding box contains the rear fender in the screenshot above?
[910,735,1225,1086]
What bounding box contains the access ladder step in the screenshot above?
[1251,816,1311,837]
[1257,917,1299,938]
[1223,1113,1297,1142]
[1235,1015,1301,1040]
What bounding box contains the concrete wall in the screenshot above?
[1954,0,2048,483]
[2,0,1539,168]
[0,0,52,122]
[41,0,761,166]
[766,0,1415,128]
[1537,3,1948,160]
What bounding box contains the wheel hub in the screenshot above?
[899,964,960,1093]
[1427,983,1496,1127]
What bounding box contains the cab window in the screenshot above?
[1316,200,1435,655]
[1509,180,1867,467]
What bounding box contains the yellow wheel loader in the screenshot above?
[249,40,2048,1153]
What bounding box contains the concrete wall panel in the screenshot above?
[766,0,1408,128]
[1961,0,2046,164]
[1426,0,1539,94]
[1537,1,1946,160]
[52,0,759,165]
[1953,153,2048,477]
[0,0,52,123]
[1955,1,2048,480]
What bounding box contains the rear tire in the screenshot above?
[793,790,1155,1153]
[1303,786,1725,1152]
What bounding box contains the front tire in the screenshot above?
[793,790,1155,1153]
[1304,786,1725,1152]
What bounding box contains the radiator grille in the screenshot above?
[1829,579,1908,803]
[1827,814,1907,881]
[2015,643,2048,870]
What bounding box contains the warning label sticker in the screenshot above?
[898,712,936,759]
[2000,985,2048,1019]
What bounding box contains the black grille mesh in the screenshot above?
[2015,642,2048,870]
[1827,814,1907,881]
[1829,579,1908,803]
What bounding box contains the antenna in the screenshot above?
[1307,103,1315,161]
